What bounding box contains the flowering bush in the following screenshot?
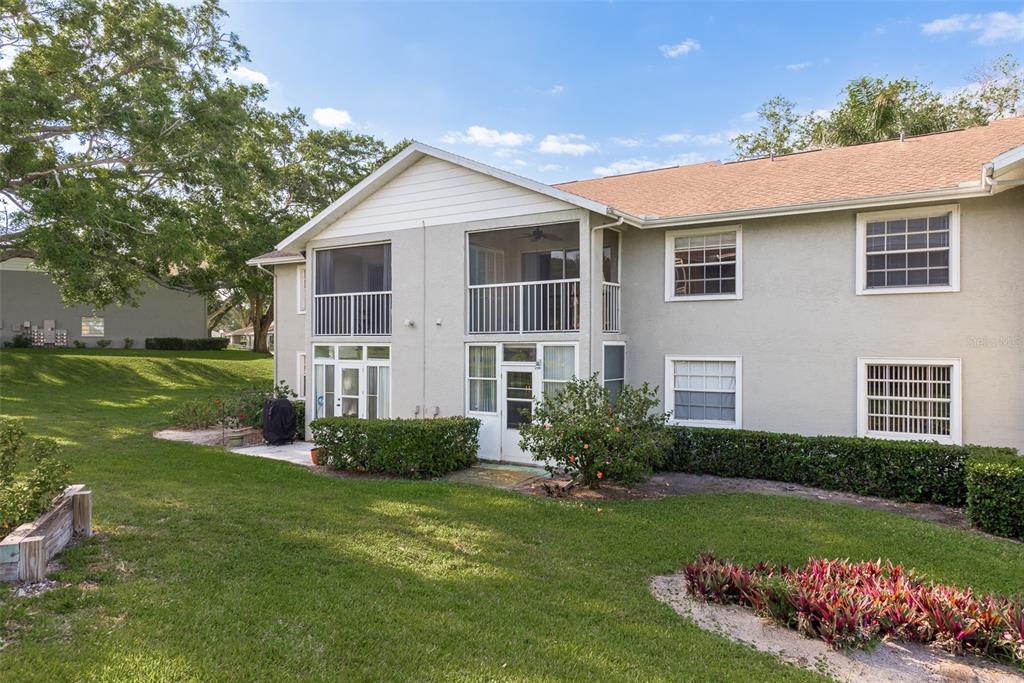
[171,381,298,430]
[518,375,670,487]
[684,554,1024,665]
[0,418,71,535]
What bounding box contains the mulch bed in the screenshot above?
[515,471,983,534]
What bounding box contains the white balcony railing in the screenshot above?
[602,282,621,333]
[313,292,392,336]
[468,279,580,333]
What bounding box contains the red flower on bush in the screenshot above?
[596,471,603,479]
[583,443,589,450]
[568,455,575,463]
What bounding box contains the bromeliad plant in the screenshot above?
[684,554,1024,666]
[518,375,670,487]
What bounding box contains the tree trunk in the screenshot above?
[251,295,274,354]
[207,296,240,335]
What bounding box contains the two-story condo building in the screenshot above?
[249,117,1024,463]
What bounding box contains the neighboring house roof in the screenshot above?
[555,116,1024,223]
[249,118,1024,262]
[225,323,274,337]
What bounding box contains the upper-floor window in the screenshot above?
[857,358,961,445]
[664,226,742,301]
[297,265,306,314]
[81,316,104,337]
[855,205,960,295]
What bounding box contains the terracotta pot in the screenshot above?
[310,447,323,466]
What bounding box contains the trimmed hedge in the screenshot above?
[664,426,1017,507]
[144,337,229,351]
[310,417,479,478]
[967,454,1024,540]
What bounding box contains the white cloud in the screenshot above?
[0,52,14,71]
[786,61,812,71]
[538,133,596,156]
[549,84,565,95]
[921,10,1024,43]
[441,125,532,147]
[511,159,529,167]
[593,158,660,176]
[229,65,269,86]
[658,131,729,146]
[659,38,701,58]
[611,137,645,147]
[593,152,708,177]
[312,107,353,128]
[538,163,565,173]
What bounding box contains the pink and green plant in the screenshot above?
[683,554,1024,667]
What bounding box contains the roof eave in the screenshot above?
[246,255,306,267]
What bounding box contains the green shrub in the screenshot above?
[171,381,299,431]
[518,375,670,487]
[311,417,479,478]
[966,454,1024,540]
[95,339,111,348]
[292,400,305,440]
[72,340,86,348]
[144,337,230,351]
[0,418,71,534]
[664,427,1016,507]
[3,334,32,348]
[171,398,221,429]
[123,337,135,349]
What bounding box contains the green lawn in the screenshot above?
[1,349,1022,681]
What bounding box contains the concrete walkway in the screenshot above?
[229,441,312,467]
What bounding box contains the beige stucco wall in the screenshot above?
[295,207,597,427]
[619,188,1024,450]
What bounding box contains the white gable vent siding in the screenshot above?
[316,157,575,240]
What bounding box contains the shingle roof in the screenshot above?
[554,117,1024,220]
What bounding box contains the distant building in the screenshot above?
[0,258,208,348]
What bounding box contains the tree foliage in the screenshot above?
[0,0,254,305]
[732,54,1024,160]
[0,0,407,352]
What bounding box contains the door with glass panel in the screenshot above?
[500,366,537,463]
[312,344,391,420]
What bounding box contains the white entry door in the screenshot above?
[500,366,538,464]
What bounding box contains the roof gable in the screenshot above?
[277,143,612,251]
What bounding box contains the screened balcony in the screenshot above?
[467,222,580,333]
[313,243,392,336]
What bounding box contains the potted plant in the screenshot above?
[310,446,324,466]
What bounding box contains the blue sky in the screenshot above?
[221,2,1023,183]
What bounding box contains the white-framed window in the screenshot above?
[665,356,742,428]
[297,265,306,314]
[296,352,307,399]
[467,345,498,414]
[857,358,962,445]
[665,226,742,302]
[81,316,104,337]
[541,344,576,397]
[855,205,960,295]
[603,342,625,404]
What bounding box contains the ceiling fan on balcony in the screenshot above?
[518,227,562,242]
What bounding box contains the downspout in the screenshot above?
[254,262,276,381]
